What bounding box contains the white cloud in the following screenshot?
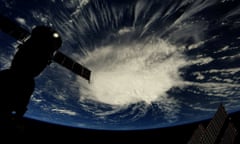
[52,108,77,116]
[118,27,134,35]
[15,17,26,25]
[80,0,90,7]
[78,38,187,106]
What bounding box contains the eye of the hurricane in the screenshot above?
[78,38,187,106]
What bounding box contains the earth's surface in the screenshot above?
[0,0,240,130]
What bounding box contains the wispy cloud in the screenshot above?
[52,108,77,116]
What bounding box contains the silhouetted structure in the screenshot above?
[188,104,238,144]
[0,15,91,126]
[0,26,62,125]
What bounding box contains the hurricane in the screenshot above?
[0,0,240,130]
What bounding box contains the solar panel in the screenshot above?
[53,51,91,82]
